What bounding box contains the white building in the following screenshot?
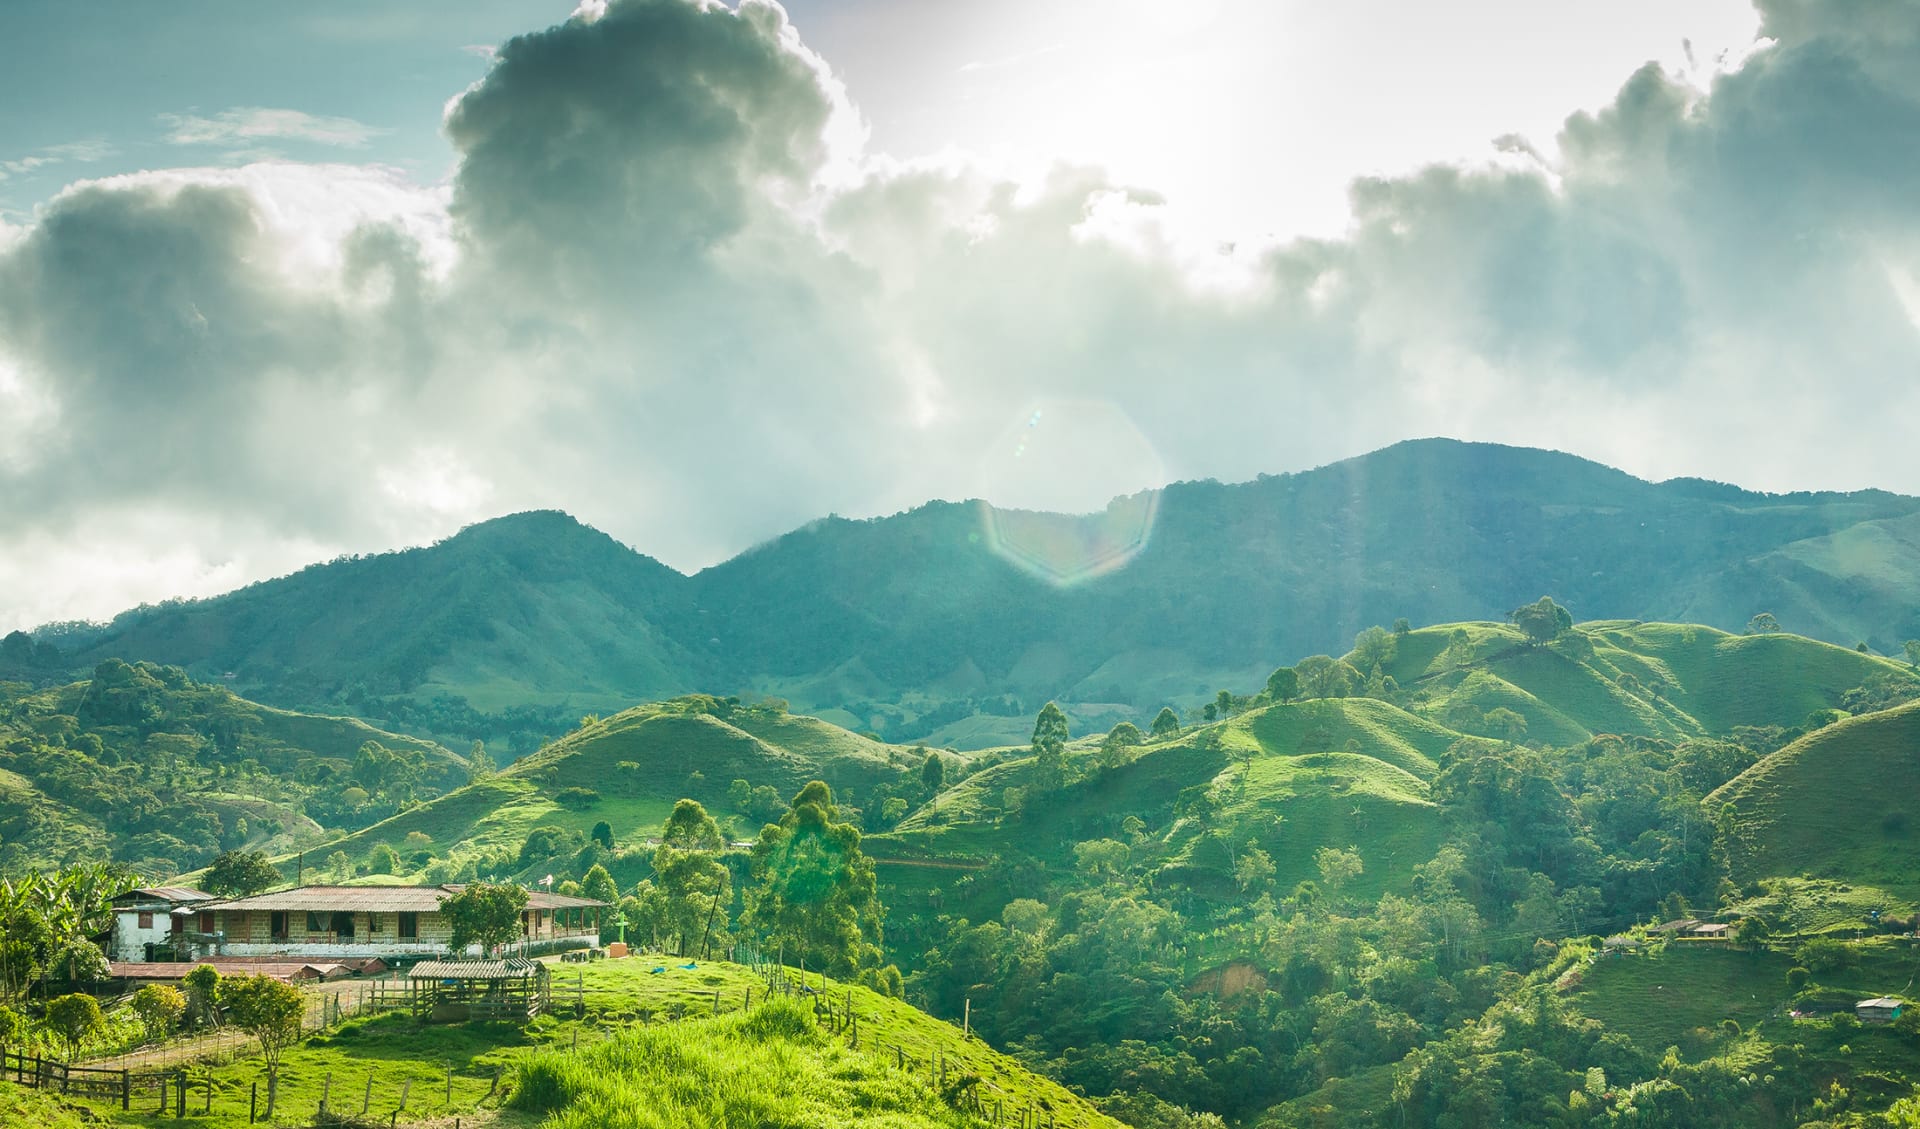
[191,885,605,961]
[108,887,218,962]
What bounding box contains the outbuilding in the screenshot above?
[1857,997,1905,1024]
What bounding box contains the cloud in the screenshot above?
[161,107,387,148]
[0,139,112,183]
[3,0,1920,630]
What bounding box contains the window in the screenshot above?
[306,911,324,934]
[397,912,417,940]
[271,911,288,941]
[137,911,153,929]
[330,911,355,939]
[198,911,215,933]
[367,913,381,934]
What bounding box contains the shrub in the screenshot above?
[556,788,600,811]
[1786,966,1811,991]
[1796,938,1857,973]
[131,984,186,1042]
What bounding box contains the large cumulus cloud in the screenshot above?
[3,0,1920,629]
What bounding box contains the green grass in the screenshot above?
[1571,944,1792,1059]
[0,1081,100,1127]
[1710,700,1920,897]
[67,958,1118,1128]
[1239,698,1454,779]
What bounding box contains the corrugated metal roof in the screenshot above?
[199,886,452,913]
[108,962,317,982]
[115,887,215,905]
[200,884,607,913]
[1859,997,1904,1009]
[409,958,540,981]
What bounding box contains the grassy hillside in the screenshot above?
[1711,699,1920,897]
[291,696,930,885]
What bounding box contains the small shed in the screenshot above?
[406,958,550,1022]
[1688,923,1731,939]
[1602,935,1643,956]
[1857,997,1905,1024]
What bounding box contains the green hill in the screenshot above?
[1711,699,1920,898]
[294,696,935,884]
[0,660,464,877]
[35,440,1920,753]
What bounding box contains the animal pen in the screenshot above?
[389,958,552,1022]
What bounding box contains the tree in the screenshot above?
[580,864,618,906]
[44,992,104,1060]
[467,740,495,782]
[439,882,529,957]
[1265,666,1300,703]
[590,821,615,850]
[1150,707,1181,739]
[1214,689,1235,720]
[223,974,303,1116]
[131,983,186,1042]
[1073,838,1130,881]
[744,781,888,978]
[182,964,221,1028]
[1483,707,1528,741]
[325,850,353,881]
[1905,640,1920,668]
[920,750,947,796]
[1100,722,1143,768]
[46,938,109,983]
[1030,702,1070,792]
[1352,625,1397,671]
[1509,596,1573,644]
[0,1006,21,1055]
[366,843,401,876]
[204,850,281,898]
[1235,844,1276,894]
[1296,655,1361,699]
[1315,846,1365,892]
[1747,612,1783,635]
[727,778,753,812]
[1393,618,1413,636]
[652,800,731,957]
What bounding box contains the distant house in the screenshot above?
[1652,918,1701,934]
[1857,997,1905,1024]
[109,887,218,962]
[1687,923,1732,940]
[168,885,606,962]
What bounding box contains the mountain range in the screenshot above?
[30,438,1920,751]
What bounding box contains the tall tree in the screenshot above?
[1030,702,1070,792]
[919,750,947,796]
[1352,625,1397,670]
[744,781,887,979]
[651,800,731,957]
[1150,707,1181,739]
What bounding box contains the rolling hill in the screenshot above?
[29,439,1920,752]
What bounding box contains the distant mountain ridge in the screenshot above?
[36,439,1920,747]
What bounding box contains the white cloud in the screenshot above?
[161,107,387,149]
[3,0,1920,630]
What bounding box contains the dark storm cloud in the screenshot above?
[2,0,1919,627]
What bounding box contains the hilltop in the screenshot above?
[29,439,1920,752]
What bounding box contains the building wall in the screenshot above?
[110,909,177,962]
[210,906,601,959]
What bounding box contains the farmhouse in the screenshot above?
[176,885,606,961]
[1857,997,1906,1024]
[108,886,218,962]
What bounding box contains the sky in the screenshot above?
[2,0,1918,630]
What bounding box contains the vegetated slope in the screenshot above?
[299,696,929,883]
[38,439,1920,750]
[64,509,701,726]
[514,962,1122,1129]
[1392,620,1911,746]
[0,660,462,876]
[1710,698,1920,897]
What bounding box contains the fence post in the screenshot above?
[250,1081,257,1122]
[364,1071,375,1114]
[121,1067,130,1110]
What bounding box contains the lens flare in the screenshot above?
[975,398,1165,586]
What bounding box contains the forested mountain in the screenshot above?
[30,439,1920,753]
